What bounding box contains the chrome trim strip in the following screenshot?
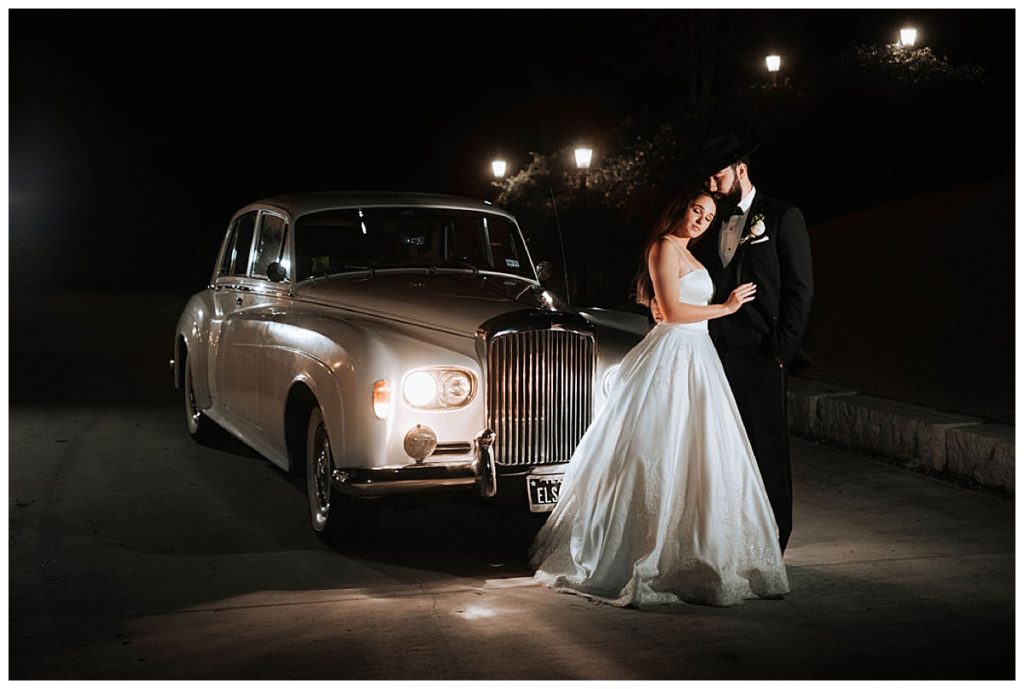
[432,442,473,455]
[476,308,594,342]
[331,428,495,497]
[211,281,291,297]
[294,267,541,286]
[333,462,478,496]
[339,476,478,496]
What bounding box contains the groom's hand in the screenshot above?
[651,297,665,323]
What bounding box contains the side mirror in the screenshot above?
[267,261,288,283]
[535,260,553,282]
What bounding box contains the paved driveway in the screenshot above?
[9,402,1013,679]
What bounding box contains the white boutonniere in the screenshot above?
[740,214,769,245]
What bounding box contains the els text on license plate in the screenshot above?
[527,474,563,513]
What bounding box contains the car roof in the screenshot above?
[240,191,513,220]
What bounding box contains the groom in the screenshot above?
[655,135,813,552]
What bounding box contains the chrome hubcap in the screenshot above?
[188,384,200,425]
[313,424,331,516]
[185,365,201,430]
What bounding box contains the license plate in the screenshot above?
[527,474,563,513]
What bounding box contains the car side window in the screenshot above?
[485,216,529,277]
[252,213,288,280]
[220,211,257,277]
[444,217,488,264]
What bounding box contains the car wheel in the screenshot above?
[183,351,219,444]
[305,404,379,547]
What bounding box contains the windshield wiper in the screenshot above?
[304,264,376,280]
[433,259,480,274]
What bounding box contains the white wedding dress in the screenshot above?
[529,248,790,607]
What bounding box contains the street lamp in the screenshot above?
[491,159,507,179]
[765,54,781,87]
[574,147,594,193]
[574,147,593,170]
[899,27,918,48]
[570,145,594,302]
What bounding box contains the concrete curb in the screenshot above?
[787,377,1014,495]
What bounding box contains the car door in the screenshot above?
[211,210,267,427]
[246,210,292,430]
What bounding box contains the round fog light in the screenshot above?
[404,425,438,463]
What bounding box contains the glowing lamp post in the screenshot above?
[899,27,918,48]
[574,146,593,193]
[574,147,593,170]
[765,54,781,87]
[571,145,595,300]
[491,159,507,179]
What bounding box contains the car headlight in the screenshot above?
[402,367,476,410]
[403,371,436,407]
[602,364,621,396]
[438,370,473,407]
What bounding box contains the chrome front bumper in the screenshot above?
[333,429,497,498]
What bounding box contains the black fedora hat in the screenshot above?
[698,134,760,178]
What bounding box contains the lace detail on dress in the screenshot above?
[651,348,688,388]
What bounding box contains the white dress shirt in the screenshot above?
[719,186,757,267]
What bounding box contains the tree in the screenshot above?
[495,32,997,307]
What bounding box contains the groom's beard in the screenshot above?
[717,187,743,215]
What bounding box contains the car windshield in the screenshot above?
[294,207,534,282]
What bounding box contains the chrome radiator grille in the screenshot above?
[486,329,595,467]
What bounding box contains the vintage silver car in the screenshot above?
[173,192,647,545]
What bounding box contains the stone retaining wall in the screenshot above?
[787,377,1015,495]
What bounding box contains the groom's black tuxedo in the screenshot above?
[694,191,814,368]
[692,189,813,552]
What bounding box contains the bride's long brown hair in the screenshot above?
[634,188,716,307]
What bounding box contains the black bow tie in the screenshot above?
[729,205,745,217]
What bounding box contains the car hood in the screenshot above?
[294,271,572,336]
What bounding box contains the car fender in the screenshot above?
[263,311,481,470]
[175,290,217,410]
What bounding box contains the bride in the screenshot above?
[529,188,790,607]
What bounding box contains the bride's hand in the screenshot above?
[650,297,665,323]
[725,283,757,313]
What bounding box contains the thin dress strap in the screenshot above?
[664,237,696,272]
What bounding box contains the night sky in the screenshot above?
[9,8,1014,290]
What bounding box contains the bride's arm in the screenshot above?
[649,239,755,324]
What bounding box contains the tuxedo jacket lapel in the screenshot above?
[734,194,767,282]
[744,196,763,234]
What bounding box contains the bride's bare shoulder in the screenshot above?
[652,236,680,254]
